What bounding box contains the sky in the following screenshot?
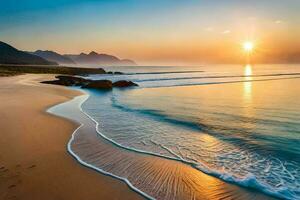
[1,0,300,65]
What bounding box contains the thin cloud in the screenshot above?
[222,30,231,34]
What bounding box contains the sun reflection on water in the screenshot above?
[243,64,252,103]
[244,64,252,78]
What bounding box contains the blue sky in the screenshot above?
[1,0,299,64]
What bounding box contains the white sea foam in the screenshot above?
[195,163,297,200]
[81,92,300,199]
[47,87,300,200]
[47,94,155,200]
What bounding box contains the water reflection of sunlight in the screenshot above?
[200,134,219,147]
[244,64,252,78]
[244,64,252,103]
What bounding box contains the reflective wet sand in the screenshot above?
[50,93,276,200]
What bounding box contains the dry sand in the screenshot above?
[0,74,276,200]
[0,74,143,200]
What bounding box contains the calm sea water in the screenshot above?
[83,64,300,199]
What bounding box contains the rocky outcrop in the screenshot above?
[107,71,124,75]
[82,80,113,90]
[41,75,91,86]
[42,75,138,90]
[113,80,138,87]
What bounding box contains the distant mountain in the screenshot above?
[0,41,57,65]
[120,59,137,66]
[65,51,137,66]
[30,50,75,65]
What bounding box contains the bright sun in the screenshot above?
[243,41,254,52]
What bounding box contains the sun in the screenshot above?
[243,41,254,52]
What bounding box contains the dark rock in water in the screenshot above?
[82,80,113,90]
[41,75,90,86]
[107,71,123,75]
[113,80,138,87]
[41,75,138,90]
[55,75,90,86]
[41,79,69,86]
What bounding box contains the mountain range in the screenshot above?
[0,41,56,65]
[30,50,75,64]
[0,41,137,66]
[65,51,136,66]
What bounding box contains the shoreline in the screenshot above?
[50,80,277,199]
[72,90,284,200]
[0,74,279,200]
[48,94,154,200]
[0,74,143,200]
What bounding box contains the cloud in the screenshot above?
[222,30,231,34]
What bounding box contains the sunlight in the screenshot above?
[243,64,253,104]
[244,64,252,77]
[243,41,254,53]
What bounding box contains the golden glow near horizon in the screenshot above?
[243,41,254,53]
[244,64,252,77]
[2,1,299,65]
[243,64,253,104]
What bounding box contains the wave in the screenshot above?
[141,76,300,88]
[111,96,205,131]
[195,163,297,200]
[110,95,300,163]
[112,95,299,130]
[83,92,298,199]
[47,94,156,200]
[124,70,204,75]
[133,72,300,82]
[48,89,299,200]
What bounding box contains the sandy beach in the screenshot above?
[50,78,277,199]
[1,1,299,198]
[0,74,279,200]
[0,74,143,200]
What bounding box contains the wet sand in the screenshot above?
[52,87,277,199]
[0,74,143,200]
[0,74,277,200]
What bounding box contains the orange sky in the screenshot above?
[1,0,300,65]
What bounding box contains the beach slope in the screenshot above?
[0,74,143,200]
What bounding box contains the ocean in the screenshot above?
[77,64,299,199]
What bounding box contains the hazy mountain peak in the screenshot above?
[0,41,16,50]
[65,51,137,66]
[89,51,98,56]
[0,41,137,66]
[31,50,75,64]
[0,41,57,65]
